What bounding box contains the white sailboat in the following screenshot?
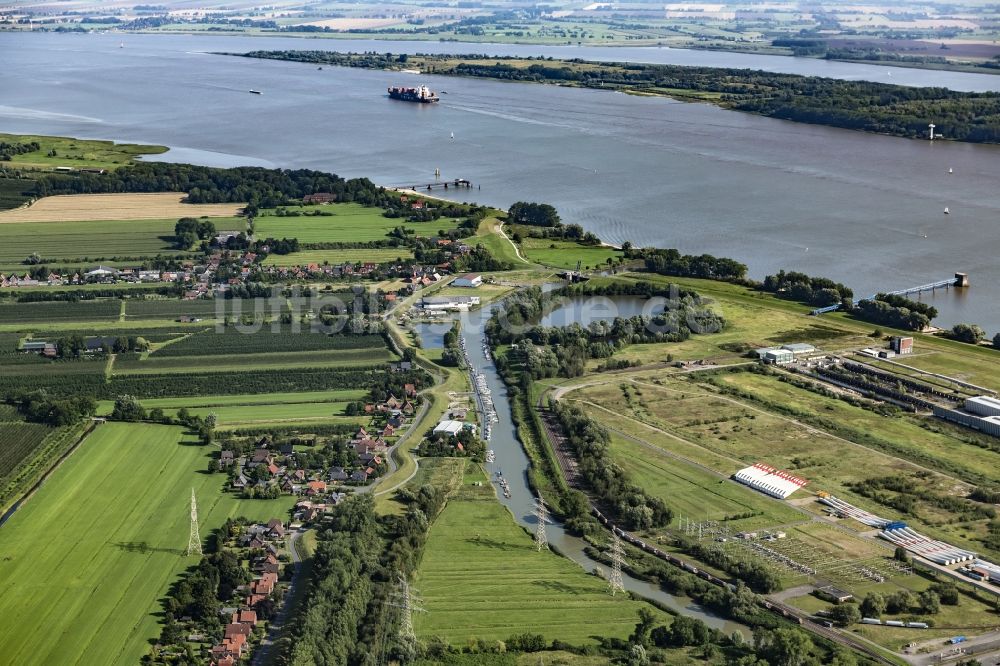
[944,207,950,215]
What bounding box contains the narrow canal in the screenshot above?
[424,298,744,630]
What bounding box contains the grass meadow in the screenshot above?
[262,248,414,266]
[254,203,456,242]
[0,217,211,262]
[0,133,166,170]
[519,236,621,270]
[414,465,669,646]
[0,423,294,666]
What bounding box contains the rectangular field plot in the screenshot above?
[124,299,223,321]
[0,300,121,323]
[0,423,294,666]
[254,203,455,243]
[605,431,802,530]
[0,193,242,223]
[148,327,385,356]
[414,467,668,646]
[113,347,393,374]
[106,366,384,398]
[0,217,219,262]
[96,389,368,413]
[261,248,413,266]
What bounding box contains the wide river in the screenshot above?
[2,32,999,330]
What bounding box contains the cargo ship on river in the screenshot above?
[388,85,439,103]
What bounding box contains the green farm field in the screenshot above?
[414,465,669,646]
[112,347,394,374]
[160,402,362,427]
[519,236,621,270]
[0,217,236,263]
[0,299,122,323]
[261,247,414,266]
[95,388,368,414]
[0,423,294,666]
[254,203,455,242]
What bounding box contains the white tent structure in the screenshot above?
[732,463,807,499]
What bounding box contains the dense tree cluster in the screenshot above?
[9,389,96,425]
[550,401,672,530]
[174,217,217,250]
[642,248,747,281]
[0,141,41,161]
[488,285,723,378]
[507,202,561,227]
[948,322,986,344]
[853,298,931,331]
[31,162,390,211]
[761,269,853,307]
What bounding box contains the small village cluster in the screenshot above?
[210,519,286,666]
[0,236,475,296]
[221,387,418,499]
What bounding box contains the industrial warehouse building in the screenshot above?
[753,343,817,365]
[934,395,1000,437]
[420,295,481,311]
[966,396,1000,418]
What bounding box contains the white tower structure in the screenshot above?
[186,488,202,556]
[928,123,936,140]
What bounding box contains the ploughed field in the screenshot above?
[0,423,294,666]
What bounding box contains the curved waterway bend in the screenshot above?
[443,302,739,630]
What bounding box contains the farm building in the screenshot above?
[732,463,807,499]
[453,273,483,288]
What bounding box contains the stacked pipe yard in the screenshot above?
[732,463,808,499]
[818,494,979,566]
[880,526,976,566]
[818,495,890,528]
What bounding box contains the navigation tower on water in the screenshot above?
[186,488,202,556]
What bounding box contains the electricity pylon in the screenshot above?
[186,488,202,556]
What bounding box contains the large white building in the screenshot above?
[732,463,808,499]
[966,396,1000,418]
[421,295,481,311]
